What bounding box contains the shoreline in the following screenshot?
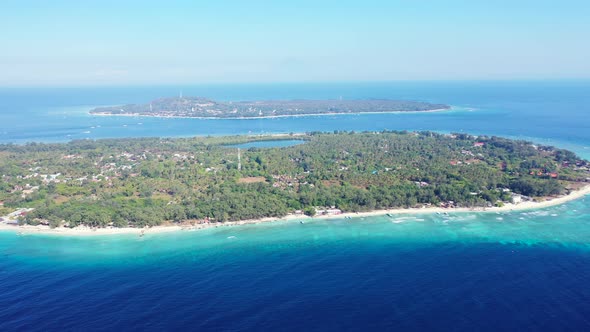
[2,185,589,237]
[88,107,455,120]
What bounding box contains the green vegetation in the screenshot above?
[0,131,588,228]
[90,97,450,118]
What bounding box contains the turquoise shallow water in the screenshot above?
[1,81,590,156]
[1,81,590,330]
[2,195,589,266]
[1,196,590,331]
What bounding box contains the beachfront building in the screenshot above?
[316,208,342,216]
[511,194,531,204]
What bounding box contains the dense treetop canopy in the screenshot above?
[0,131,587,228]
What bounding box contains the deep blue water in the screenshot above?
[1,81,590,331]
[4,244,590,331]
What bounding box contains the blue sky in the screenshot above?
[1,0,589,86]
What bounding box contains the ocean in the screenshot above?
[1,81,590,331]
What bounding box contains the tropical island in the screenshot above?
[89,97,450,118]
[0,131,589,234]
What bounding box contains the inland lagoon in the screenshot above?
[1,81,590,331]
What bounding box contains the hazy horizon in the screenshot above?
[2,79,590,90]
[2,0,589,86]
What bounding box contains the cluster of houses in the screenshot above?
[271,174,308,189]
[528,160,590,180]
[438,201,457,208]
[529,170,559,178]
[449,159,481,166]
[5,151,152,196]
[315,207,343,216]
[564,161,590,181]
[12,184,40,198]
[0,208,34,225]
[448,147,486,167]
[292,207,342,216]
[3,148,233,206]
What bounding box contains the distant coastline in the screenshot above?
[89,97,451,119]
[3,185,588,237]
[89,107,452,120]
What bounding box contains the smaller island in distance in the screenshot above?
[89,97,451,118]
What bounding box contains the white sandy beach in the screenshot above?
[2,185,589,237]
[89,107,454,120]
